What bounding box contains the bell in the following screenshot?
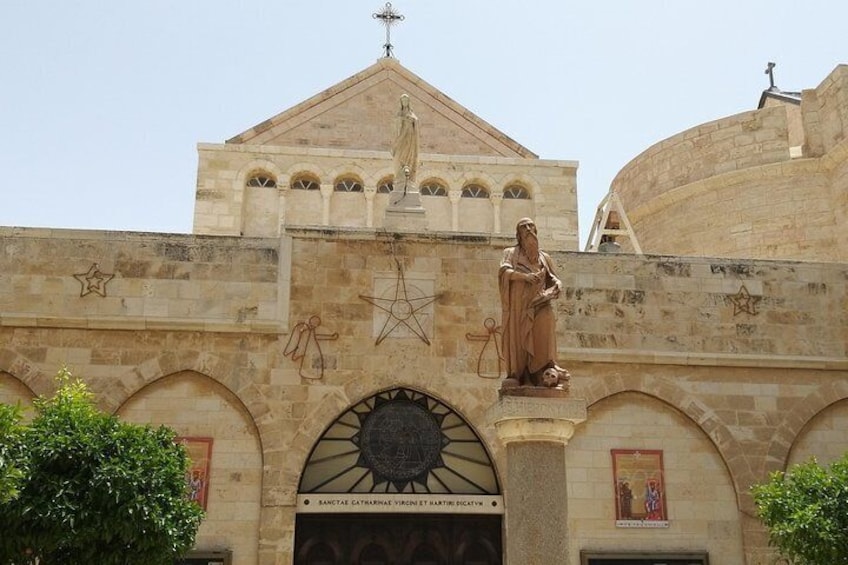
[598,240,621,253]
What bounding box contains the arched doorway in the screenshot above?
[295,388,502,565]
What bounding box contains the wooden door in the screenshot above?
[294,514,501,565]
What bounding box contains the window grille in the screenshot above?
[503,185,530,199]
[420,182,447,196]
[334,178,364,192]
[461,184,488,198]
[246,175,276,188]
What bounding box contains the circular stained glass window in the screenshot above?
[360,400,444,483]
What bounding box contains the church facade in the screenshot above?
[1,57,847,565]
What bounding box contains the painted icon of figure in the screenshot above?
[392,93,419,192]
[619,481,633,519]
[188,470,204,502]
[644,480,662,520]
[499,218,569,388]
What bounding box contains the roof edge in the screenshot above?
[226,58,538,158]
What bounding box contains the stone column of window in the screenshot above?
[364,186,376,228]
[319,183,334,226]
[491,192,503,235]
[448,189,462,231]
[277,175,290,234]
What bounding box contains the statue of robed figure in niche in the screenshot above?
[499,218,570,389]
[390,93,421,207]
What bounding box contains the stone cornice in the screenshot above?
[197,142,578,170]
[563,347,848,371]
[0,314,283,334]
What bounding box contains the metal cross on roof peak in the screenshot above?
[765,61,777,90]
[373,2,405,58]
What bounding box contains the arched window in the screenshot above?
[299,388,500,495]
[334,177,364,193]
[503,184,530,199]
[291,174,320,191]
[419,181,447,197]
[246,173,276,188]
[461,184,489,199]
[377,177,394,194]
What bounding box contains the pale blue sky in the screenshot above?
[1,1,845,247]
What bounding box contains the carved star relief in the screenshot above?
[73,263,114,297]
[360,261,440,346]
[729,284,759,316]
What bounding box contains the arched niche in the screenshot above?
[566,391,744,563]
[117,371,263,564]
[0,372,36,420]
[787,398,848,468]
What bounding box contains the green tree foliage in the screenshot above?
[0,402,26,504]
[0,368,204,564]
[752,453,848,565]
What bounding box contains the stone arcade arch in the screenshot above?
[294,387,502,565]
[117,371,264,565]
[567,390,744,564]
[0,370,36,413]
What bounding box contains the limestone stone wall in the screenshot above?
[572,361,848,565]
[802,65,848,158]
[0,227,287,335]
[2,227,848,564]
[611,65,848,262]
[832,148,848,243]
[0,372,34,414]
[613,106,791,213]
[193,144,579,251]
[788,399,848,466]
[614,163,836,259]
[762,97,803,148]
[556,252,845,359]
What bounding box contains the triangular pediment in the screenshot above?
[227,58,536,158]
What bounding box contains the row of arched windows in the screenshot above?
[246,172,532,200]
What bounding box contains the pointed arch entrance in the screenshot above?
[295,388,503,565]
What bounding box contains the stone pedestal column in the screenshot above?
[488,392,587,565]
[384,188,427,231]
